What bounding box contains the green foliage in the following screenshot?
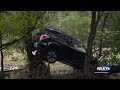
[0,11,46,52]
[1,11,120,65]
[93,11,120,65]
[45,11,91,44]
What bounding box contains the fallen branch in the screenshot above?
[0,37,23,50]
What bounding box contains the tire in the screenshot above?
[46,49,58,63]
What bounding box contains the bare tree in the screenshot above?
[83,11,104,79]
[25,11,46,71]
[99,13,109,58]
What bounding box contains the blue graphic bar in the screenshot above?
[94,65,120,73]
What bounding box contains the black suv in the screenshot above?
[32,28,95,69]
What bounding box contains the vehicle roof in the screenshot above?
[46,28,83,43]
[45,28,64,35]
[45,28,87,49]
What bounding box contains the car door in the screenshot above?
[59,42,74,63]
[71,41,86,65]
[56,33,74,62]
[46,30,72,62]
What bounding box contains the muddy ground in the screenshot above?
[0,50,120,79]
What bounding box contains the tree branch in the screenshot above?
[98,12,109,58]
[27,11,46,33]
[95,11,104,27]
[33,11,46,29]
[0,11,46,51]
[0,37,23,50]
[0,26,40,50]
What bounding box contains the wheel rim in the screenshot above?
[47,51,57,62]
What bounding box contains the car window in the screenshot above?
[72,40,86,53]
[47,30,59,38]
[47,30,69,44]
[46,30,85,51]
[74,44,86,53]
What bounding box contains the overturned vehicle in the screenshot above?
[32,28,97,69]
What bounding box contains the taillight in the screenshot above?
[40,34,49,41]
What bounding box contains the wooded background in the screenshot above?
[0,11,120,79]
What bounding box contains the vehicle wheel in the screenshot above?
[46,50,58,63]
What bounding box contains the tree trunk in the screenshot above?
[0,31,4,78]
[25,27,48,74]
[25,30,34,71]
[25,11,49,78]
[83,11,104,79]
[99,13,109,58]
[25,12,37,71]
[83,11,97,79]
[99,36,102,57]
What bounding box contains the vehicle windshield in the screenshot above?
[73,40,86,53]
[46,28,86,53]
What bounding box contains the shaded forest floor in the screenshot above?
[0,50,120,79]
[2,61,120,79]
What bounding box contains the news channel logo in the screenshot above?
[94,65,112,73]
